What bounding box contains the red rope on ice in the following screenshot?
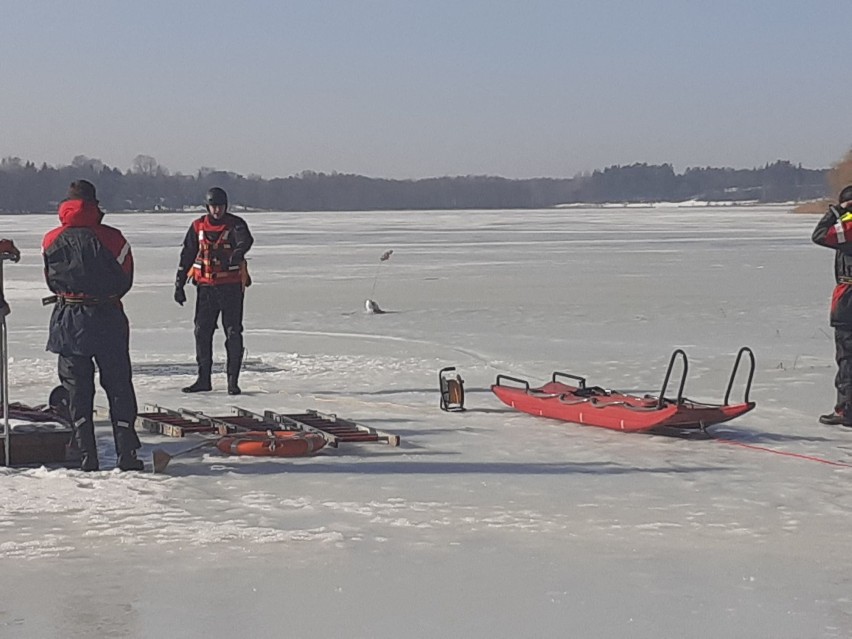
[713,437,852,468]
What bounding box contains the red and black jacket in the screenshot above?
[42,199,134,355]
[813,205,852,327]
[177,212,253,287]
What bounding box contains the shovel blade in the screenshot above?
[152,449,172,474]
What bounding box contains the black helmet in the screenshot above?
[205,187,228,207]
[839,185,852,205]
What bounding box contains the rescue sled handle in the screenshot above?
[657,349,688,409]
[723,346,755,405]
[551,371,587,388]
[495,374,530,391]
[656,346,755,408]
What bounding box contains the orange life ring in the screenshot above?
[216,430,327,457]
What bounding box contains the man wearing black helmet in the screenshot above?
[812,184,852,427]
[175,187,254,395]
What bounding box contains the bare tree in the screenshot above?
[1,157,23,170]
[71,155,105,173]
[131,154,167,176]
[829,148,852,198]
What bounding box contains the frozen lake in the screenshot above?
[1,206,850,638]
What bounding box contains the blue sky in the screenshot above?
[1,0,848,179]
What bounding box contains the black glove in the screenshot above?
[174,285,186,306]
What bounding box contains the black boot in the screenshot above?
[114,424,143,471]
[80,452,100,472]
[227,375,241,396]
[75,420,99,471]
[182,372,212,393]
[226,342,244,396]
[819,410,844,425]
[117,450,144,472]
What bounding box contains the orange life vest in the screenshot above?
[186,216,250,287]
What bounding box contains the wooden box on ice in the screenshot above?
[0,431,73,465]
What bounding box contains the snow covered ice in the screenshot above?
[1,206,851,638]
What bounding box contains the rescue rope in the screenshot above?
[712,436,852,468]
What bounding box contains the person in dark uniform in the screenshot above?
[42,180,143,471]
[174,187,253,395]
[812,184,852,428]
[0,239,21,316]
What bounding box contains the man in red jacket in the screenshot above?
[174,187,254,395]
[42,180,143,471]
[812,184,852,428]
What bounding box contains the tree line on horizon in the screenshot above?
[0,154,831,213]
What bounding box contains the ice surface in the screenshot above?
[0,206,850,638]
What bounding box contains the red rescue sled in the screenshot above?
[492,347,755,433]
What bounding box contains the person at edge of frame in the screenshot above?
[812,183,852,428]
[0,239,21,316]
[174,187,254,395]
[42,180,143,471]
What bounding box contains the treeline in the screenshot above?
[0,155,829,213]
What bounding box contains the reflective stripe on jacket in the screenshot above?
[813,205,852,326]
[41,198,133,355]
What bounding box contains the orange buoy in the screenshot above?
[216,430,327,457]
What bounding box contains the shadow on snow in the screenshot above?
[133,359,285,376]
[159,455,730,478]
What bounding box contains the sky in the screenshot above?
[1,0,849,180]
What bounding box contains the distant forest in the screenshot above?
[0,154,829,213]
